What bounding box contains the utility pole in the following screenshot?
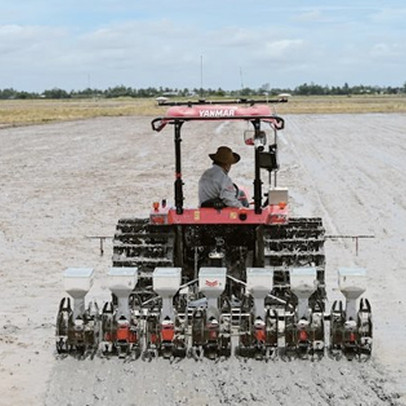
[200,55,204,98]
[240,67,244,90]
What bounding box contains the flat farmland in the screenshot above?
[0,111,405,405]
[0,95,406,127]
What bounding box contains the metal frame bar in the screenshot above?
[174,121,184,214]
[86,235,112,256]
[151,115,284,132]
[325,235,375,256]
[157,98,288,106]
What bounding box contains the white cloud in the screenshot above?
[213,28,257,48]
[368,7,406,24]
[370,42,403,59]
[0,24,67,66]
[293,10,326,23]
[1,2,406,91]
[261,39,304,60]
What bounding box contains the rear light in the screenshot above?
[254,327,266,343]
[161,325,175,342]
[117,324,130,341]
[278,201,287,209]
[209,329,218,340]
[150,214,167,224]
[298,330,308,342]
[268,213,288,224]
[153,201,160,211]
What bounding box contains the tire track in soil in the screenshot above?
[44,357,402,406]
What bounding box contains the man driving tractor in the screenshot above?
[198,146,249,208]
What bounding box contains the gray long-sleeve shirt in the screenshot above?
[198,164,243,208]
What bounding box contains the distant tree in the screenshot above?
[1,81,406,99]
[240,87,252,96]
[42,88,70,99]
[16,91,37,99]
[259,83,270,93]
[385,86,401,94]
[105,85,134,98]
[295,83,312,95]
[72,87,99,98]
[0,88,18,99]
[214,88,226,97]
[178,88,190,97]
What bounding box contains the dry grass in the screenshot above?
[1,95,405,127]
[0,98,161,127]
[275,95,406,114]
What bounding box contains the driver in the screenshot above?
[198,146,248,208]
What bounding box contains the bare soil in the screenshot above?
[0,114,405,405]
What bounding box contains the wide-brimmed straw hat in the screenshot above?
[209,146,240,165]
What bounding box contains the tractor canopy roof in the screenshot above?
[151,104,284,132]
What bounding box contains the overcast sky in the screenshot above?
[1,0,405,92]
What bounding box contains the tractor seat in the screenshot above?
[200,198,226,209]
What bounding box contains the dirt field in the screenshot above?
[0,113,405,405]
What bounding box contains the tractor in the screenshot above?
[56,98,372,361]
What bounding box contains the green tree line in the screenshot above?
[1,82,406,100]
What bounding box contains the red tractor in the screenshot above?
[114,99,325,292]
[111,99,327,359]
[56,99,372,361]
